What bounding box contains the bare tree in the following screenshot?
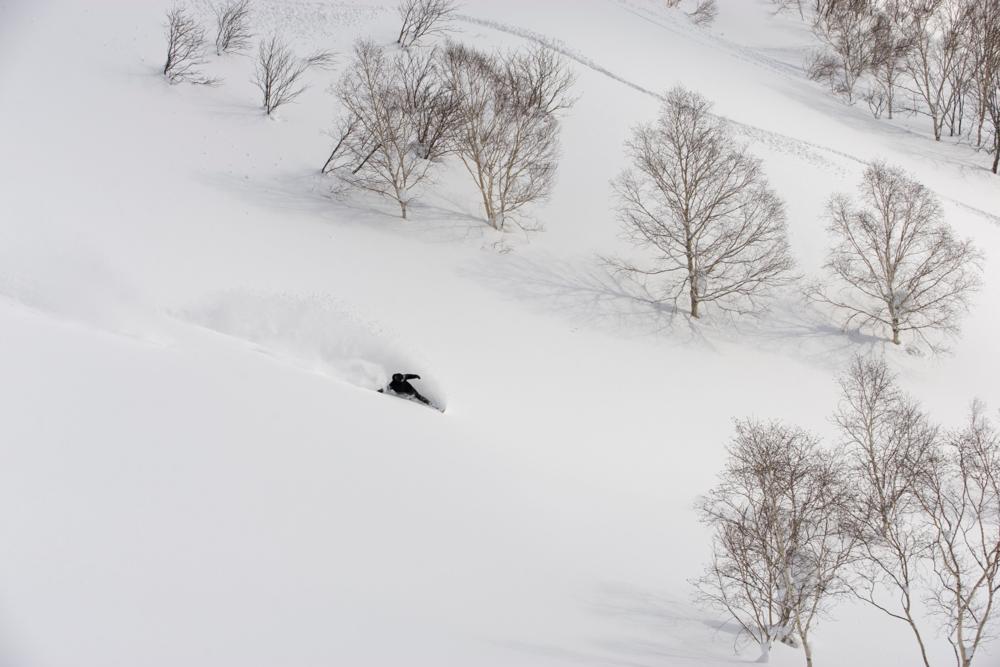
[943,4,977,139]
[838,356,1000,667]
[695,420,853,666]
[213,0,253,56]
[163,5,214,84]
[809,0,877,103]
[324,41,437,219]
[611,87,794,319]
[916,403,1000,667]
[253,35,333,116]
[902,0,969,141]
[809,162,980,348]
[966,0,1000,153]
[970,0,1000,172]
[444,43,575,231]
[988,77,1000,173]
[868,0,913,118]
[836,355,939,667]
[396,0,457,49]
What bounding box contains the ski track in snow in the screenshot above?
[611,0,808,81]
[454,9,1000,226]
[454,12,845,172]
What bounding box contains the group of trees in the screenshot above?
[164,0,253,84]
[612,87,981,347]
[787,0,1000,173]
[163,2,984,349]
[162,0,573,226]
[697,356,1000,667]
[323,38,575,229]
[163,1,332,116]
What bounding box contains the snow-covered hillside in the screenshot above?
[1,1,998,665]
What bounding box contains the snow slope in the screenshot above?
[1,0,998,665]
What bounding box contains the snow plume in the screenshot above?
[183,290,447,406]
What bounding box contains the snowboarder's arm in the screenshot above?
[403,374,421,380]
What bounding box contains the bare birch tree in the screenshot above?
[213,0,253,56]
[989,77,1000,173]
[965,0,1000,153]
[809,162,980,348]
[163,5,214,84]
[444,43,575,231]
[836,355,939,667]
[902,0,968,141]
[325,41,437,219]
[253,35,333,116]
[396,0,457,48]
[916,403,1000,667]
[974,0,1000,173]
[695,420,853,666]
[868,0,913,118]
[611,87,794,319]
[809,0,877,103]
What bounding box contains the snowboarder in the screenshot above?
[378,373,431,405]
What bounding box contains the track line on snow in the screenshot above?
[454,12,849,170]
[454,11,1000,226]
[456,13,662,99]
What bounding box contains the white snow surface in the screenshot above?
[1,0,998,665]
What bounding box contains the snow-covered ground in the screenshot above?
[1,1,998,665]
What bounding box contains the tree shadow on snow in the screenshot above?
[462,251,907,371]
[200,168,499,245]
[714,292,892,370]
[496,582,748,666]
[459,252,715,347]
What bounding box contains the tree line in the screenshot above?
[778,0,1000,174]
